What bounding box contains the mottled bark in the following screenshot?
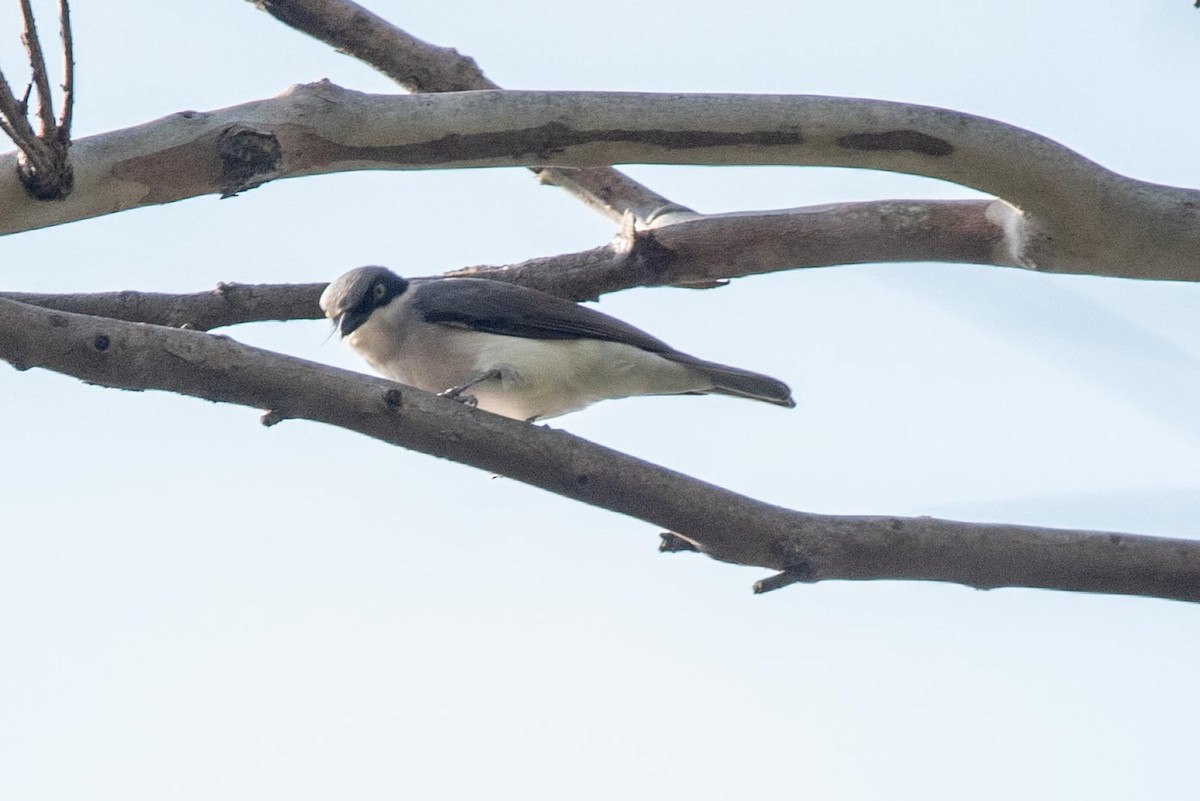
[0,85,1195,279]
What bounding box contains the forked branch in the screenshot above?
[0,85,1195,279]
[0,0,74,199]
[250,0,683,224]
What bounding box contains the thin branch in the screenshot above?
[0,105,29,154]
[19,0,58,137]
[0,65,48,169]
[255,0,501,92]
[1,281,327,331]
[0,66,39,142]
[57,0,73,142]
[451,199,1005,298]
[250,0,683,224]
[0,198,1005,330]
[2,294,1198,603]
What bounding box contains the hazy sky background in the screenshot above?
[3,2,1199,799]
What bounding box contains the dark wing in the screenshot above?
[411,278,675,353]
[413,277,796,408]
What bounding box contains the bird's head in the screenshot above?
[319,266,410,337]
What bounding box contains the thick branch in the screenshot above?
[250,0,680,223]
[2,295,1198,602]
[0,85,1194,279]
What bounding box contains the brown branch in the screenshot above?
[0,67,48,169]
[19,0,58,137]
[0,68,37,140]
[255,0,499,92]
[2,294,1198,603]
[250,0,684,223]
[1,281,327,331]
[451,199,1004,299]
[1,198,1004,330]
[57,0,74,142]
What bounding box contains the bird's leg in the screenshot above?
[438,369,503,407]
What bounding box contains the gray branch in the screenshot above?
[0,84,1194,279]
[451,199,1003,298]
[2,294,1197,602]
[1,197,1004,329]
[249,0,682,224]
[1,281,326,330]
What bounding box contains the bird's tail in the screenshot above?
[667,354,796,408]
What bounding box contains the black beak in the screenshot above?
[335,309,368,338]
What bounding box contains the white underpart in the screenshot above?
[345,300,711,420]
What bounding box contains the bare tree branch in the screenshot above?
[250,0,683,224]
[2,294,1198,603]
[1,198,1003,330]
[19,0,59,137]
[0,72,38,150]
[0,0,73,199]
[56,0,74,142]
[1,281,327,331]
[452,199,1004,298]
[0,84,1194,279]
[254,0,498,92]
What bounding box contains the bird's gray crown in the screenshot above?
[319,266,409,337]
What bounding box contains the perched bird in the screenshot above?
[320,266,795,422]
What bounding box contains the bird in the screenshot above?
[320,266,795,422]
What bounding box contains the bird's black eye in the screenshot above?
[373,282,388,301]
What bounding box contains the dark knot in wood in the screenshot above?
[218,126,283,197]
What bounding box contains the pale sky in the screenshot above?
[3,2,1199,799]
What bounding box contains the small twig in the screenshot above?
[57,0,74,143]
[0,67,41,147]
[260,409,288,426]
[19,0,58,137]
[659,532,701,553]
[753,567,814,595]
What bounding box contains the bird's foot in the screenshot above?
[438,387,479,408]
[438,369,502,407]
